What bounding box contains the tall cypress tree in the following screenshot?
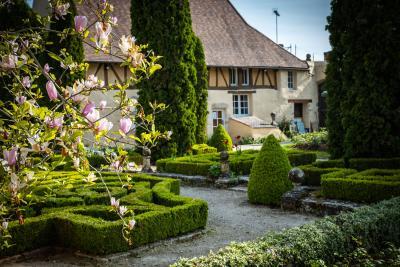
[193,36,208,144]
[131,0,208,158]
[326,0,400,158]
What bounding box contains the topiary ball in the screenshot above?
[248,135,293,205]
[209,124,233,152]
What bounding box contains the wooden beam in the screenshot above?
[265,70,273,87]
[94,63,102,76]
[274,70,278,89]
[104,64,109,85]
[207,67,210,87]
[216,67,218,87]
[219,68,228,87]
[262,69,265,85]
[109,64,123,84]
[254,69,261,85]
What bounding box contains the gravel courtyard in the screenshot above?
[4,186,315,267]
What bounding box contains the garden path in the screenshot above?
[5,186,315,267]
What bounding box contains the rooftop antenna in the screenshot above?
[273,8,280,43]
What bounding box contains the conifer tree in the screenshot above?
[131,0,208,158]
[326,0,400,158]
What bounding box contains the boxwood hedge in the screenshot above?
[173,197,400,266]
[1,171,207,256]
[321,169,400,203]
[156,149,317,176]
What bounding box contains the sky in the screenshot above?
[230,0,331,61]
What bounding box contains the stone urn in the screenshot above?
[219,150,230,178]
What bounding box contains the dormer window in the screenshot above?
[229,68,238,86]
[242,68,249,86]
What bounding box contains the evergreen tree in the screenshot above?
[193,36,208,144]
[131,0,208,158]
[326,0,400,158]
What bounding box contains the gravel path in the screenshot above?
[4,186,315,267]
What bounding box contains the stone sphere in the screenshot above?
[288,167,305,184]
[220,150,229,161]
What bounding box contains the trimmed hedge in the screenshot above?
[156,149,317,176]
[1,171,207,256]
[322,169,400,203]
[299,164,346,186]
[173,197,400,266]
[191,144,217,155]
[311,157,400,171]
[248,135,293,205]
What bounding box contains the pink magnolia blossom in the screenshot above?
[119,118,132,134]
[94,22,112,50]
[3,148,17,166]
[54,3,70,19]
[111,160,121,170]
[167,130,173,138]
[110,16,118,25]
[45,116,64,129]
[22,76,31,88]
[46,81,58,100]
[2,221,8,230]
[119,205,128,215]
[99,100,107,111]
[86,109,100,123]
[15,95,26,105]
[0,54,17,69]
[127,219,136,230]
[97,118,113,132]
[82,101,95,116]
[110,197,120,209]
[74,15,87,32]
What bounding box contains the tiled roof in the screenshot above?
[77,0,308,69]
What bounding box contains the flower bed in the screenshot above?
[156,150,317,176]
[1,172,207,256]
[173,197,400,266]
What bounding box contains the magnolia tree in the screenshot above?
[0,0,170,246]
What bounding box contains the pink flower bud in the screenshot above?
[127,219,136,230]
[45,116,64,129]
[97,118,113,132]
[119,118,132,134]
[82,101,95,116]
[86,110,100,123]
[0,54,17,70]
[74,15,88,33]
[3,147,17,166]
[99,100,107,111]
[46,81,58,100]
[44,63,51,74]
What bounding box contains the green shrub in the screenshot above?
[87,154,108,168]
[312,159,345,168]
[349,158,400,171]
[299,165,346,186]
[173,197,400,266]
[209,125,233,152]
[248,135,293,205]
[291,128,328,150]
[321,169,400,203]
[191,144,217,155]
[287,151,317,166]
[1,172,207,256]
[127,150,143,165]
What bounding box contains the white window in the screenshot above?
[242,68,249,86]
[229,68,238,86]
[288,71,294,89]
[233,94,249,116]
[212,110,224,130]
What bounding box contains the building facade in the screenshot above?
[35,0,326,140]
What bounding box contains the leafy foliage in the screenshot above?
[248,135,293,205]
[173,197,400,266]
[326,0,400,158]
[209,124,233,152]
[131,0,208,159]
[291,129,328,150]
[191,144,217,155]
